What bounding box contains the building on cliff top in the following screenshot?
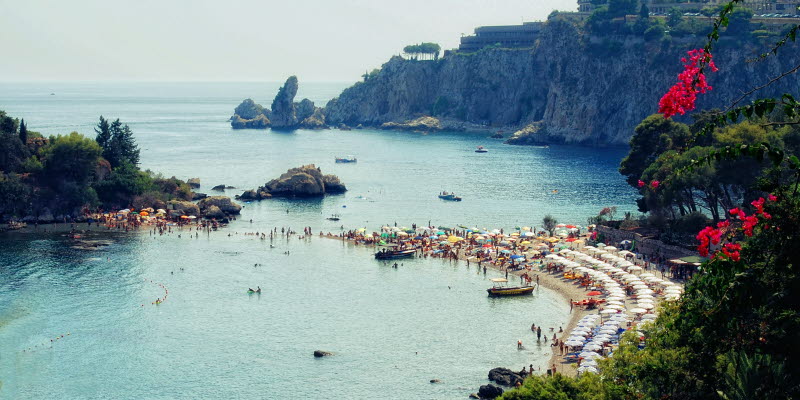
[458,22,543,52]
[578,0,799,15]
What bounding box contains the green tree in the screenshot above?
[639,3,649,19]
[619,114,691,187]
[95,116,111,151]
[542,215,557,236]
[608,0,636,18]
[18,119,27,144]
[667,7,683,27]
[102,118,140,168]
[40,132,102,185]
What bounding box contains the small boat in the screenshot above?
[326,214,341,221]
[335,156,357,163]
[374,249,416,260]
[475,146,488,153]
[487,278,536,296]
[438,191,462,201]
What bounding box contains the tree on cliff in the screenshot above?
[608,0,636,18]
[619,114,690,188]
[96,117,140,169]
[18,119,27,144]
[403,43,441,60]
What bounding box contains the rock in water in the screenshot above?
[313,350,333,357]
[270,76,299,129]
[488,367,523,386]
[197,196,242,215]
[478,384,503,399]
[380,116,442,131]
[192,192,208,201]
[234,98,266,120]
[202,205,225,219]
[429,379,441,383]
[231,114,270,129]
[211,185,226,191]
[167,200,200,217]
[241,164,346,199]
[300,108,327,129]
[187,178,201,188]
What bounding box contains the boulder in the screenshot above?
[202,205,225,219]
[338,123,352,131]
[167,200,200,216]
[192,192,208,201]
[355,124,364,129]
[211,185,226,191]
[490,133,504,139]
[380,116,441,131]
[270,76,299,129]
[488,367,523,387]
[478,384,503,399]
[187,178,201,189]
[198,196,242,215]
[469,393,480,399]
[313,350,333,357]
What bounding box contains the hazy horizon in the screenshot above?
[1,0,575,83]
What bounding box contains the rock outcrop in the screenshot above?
[505,123,548,146]
[198,196,242,216]
[380,116,441,131]
[211,185,226,191]
[322,18,800,146]
[192,192,208,200]
[270,76,300,129]
[238,164,346,199]
[187,178,201,189]
[487,367,523,387]
[477,384,503,399]
[167,200,200,217]
[201,205,225,219]
[230,76,329,130]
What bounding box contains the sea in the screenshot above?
[0,82,638,399]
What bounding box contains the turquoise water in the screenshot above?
[0,82,638,399]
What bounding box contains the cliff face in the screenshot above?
[324,19,800,145]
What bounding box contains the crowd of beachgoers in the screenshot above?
[324,223,686,378]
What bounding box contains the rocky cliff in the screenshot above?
[323,19,800,145]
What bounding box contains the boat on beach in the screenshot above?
[475,146,488,153]
[335,155,357,163]
[487,278,536,296]
[374,249,416,260]
[438,191,462,201]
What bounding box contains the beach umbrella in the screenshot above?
[564,340,584,347]
[600,309,618,314]
[583,343,602,352]
[510,255,524,260]
[579,351,601,359]
[640,303,655,309]
[581,358,599,367]
[629,307,647,314]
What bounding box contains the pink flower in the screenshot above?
[651,180,660,189]
[729,208,743,218]
[768,194,778,202]
[659,49,718,118]
[637,180,646,188]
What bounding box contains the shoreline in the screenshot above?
[322,234,588,378]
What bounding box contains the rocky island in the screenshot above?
[231,76,326,130]
[237,164,346,200]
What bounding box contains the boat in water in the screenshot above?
[374,249,416,260]
[475,146,488,153]
[487,278,536,296]
[438,191,462,201]
[335,155,357,163]
[326,214,341,221]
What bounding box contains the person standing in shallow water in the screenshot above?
[536,326,542,341]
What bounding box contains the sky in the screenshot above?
[0,0,576,82]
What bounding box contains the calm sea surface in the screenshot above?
[0,82,637,399]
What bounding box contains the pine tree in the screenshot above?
[19,119,27,144]
[104,118,139,168]
[640,3,650,20]
[117,124,140,167]
[95,116,111,151]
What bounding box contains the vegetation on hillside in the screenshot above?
[0,113,192,220]
[403,42,441,60]
[501,1,800,398]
